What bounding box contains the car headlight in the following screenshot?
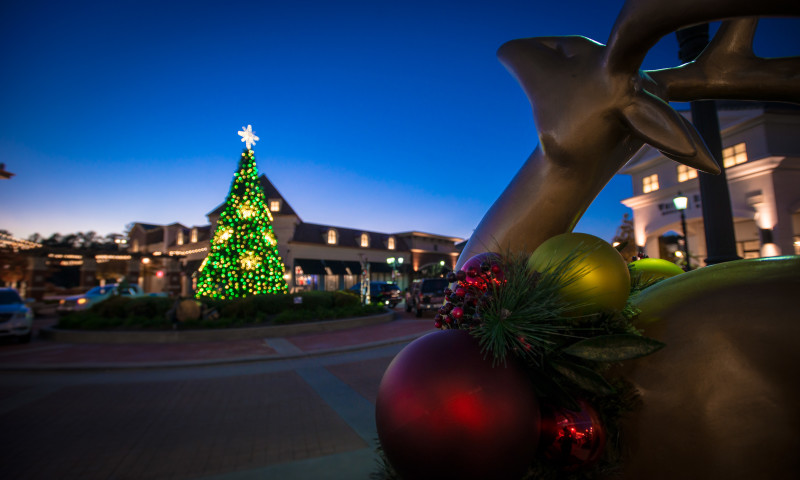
[77,298,88,305]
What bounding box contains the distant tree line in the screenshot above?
[26,231,126,251]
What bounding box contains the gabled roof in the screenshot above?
[291,222,410,251]
[207,174,299,218]
[131,223,162,231]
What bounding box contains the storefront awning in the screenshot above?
[343,261,362,275]
[322,260,347,275]
[294,258,325,275]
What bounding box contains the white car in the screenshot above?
[0,287,34,343]
[57,284,145,315]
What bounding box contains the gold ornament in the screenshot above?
[528,232,630,313]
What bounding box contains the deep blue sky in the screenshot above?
[2,1,798,243]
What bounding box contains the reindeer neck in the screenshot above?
[457,139,641,269]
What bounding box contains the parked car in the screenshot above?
[349,282,402,307]
[406,278,449,317]
[57,284,146,315]
[0,287,34,343]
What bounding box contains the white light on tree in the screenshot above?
[240,252,261,270]
[215,227,234,243]
[238,125,259,150]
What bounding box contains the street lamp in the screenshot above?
[387,257,403,284]
[673,192,691,270]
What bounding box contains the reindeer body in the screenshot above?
[454,1,800,476]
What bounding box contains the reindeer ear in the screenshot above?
[621,92,720,174]
[662,115,721,175]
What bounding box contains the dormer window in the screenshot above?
[642,174,659,193]
[677,165,697,183]
[191,228,198,243]
[269,199,281,212]
[360,233,370,248]
[177,230,184,246]
[327,229,338,245]
[723,142,747,168]
[387,236,396,250]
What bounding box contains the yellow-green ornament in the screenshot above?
[629,258,684,284]
[528,232,630,313]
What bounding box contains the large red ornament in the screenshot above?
[376,329,540,480]
[539,400,606,470]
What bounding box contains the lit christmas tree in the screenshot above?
[195,125,288,299]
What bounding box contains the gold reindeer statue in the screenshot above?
[456,1,800,477]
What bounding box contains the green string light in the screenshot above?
[195,147,288,299]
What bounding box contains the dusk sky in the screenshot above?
[2,1,798,244]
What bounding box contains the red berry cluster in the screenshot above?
[434,261,503,329]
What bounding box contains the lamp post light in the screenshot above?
[387,257,403,285]
[673,193,691,270]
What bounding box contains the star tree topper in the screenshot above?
[238,125,259,150]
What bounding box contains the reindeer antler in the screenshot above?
[647,19,800,103]
[605,0,800,75]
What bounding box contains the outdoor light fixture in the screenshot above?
[673,192,691,270]
[673,193,688,211]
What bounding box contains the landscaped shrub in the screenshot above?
[57,290,387,330]
[126,296,173,318]
[293,290,335,310]
[333,289,360,307]
[273,303,385,324]
[89,296,133,318]
[220,293,292,320]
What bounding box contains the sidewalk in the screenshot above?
[0,311,436,370]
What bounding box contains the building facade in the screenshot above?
[130,174,463,295]
[621,102,800,267]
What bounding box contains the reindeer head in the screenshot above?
[497,34,721,179]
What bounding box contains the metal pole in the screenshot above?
[680,209,691,270]
[676,25,741,266]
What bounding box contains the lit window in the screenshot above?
[642,174,659,193]
[360,233,369,247]
[191,228,198,243]
[269,199,281,212]
[677,165,697,182]
[327,229,337,245]
[723,143,747,168]
[388,236,395,250]
[176,230,184,246]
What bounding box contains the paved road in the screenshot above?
[0,309,436,479]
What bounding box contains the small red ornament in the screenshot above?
[539,400,606,471]
[461,252,504,285]
[376,330,541,480]
[451,306,464,320]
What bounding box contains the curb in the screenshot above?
[40,310,395,344]
[0,331,430,372]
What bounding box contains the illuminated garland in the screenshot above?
[194,147,288,299]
